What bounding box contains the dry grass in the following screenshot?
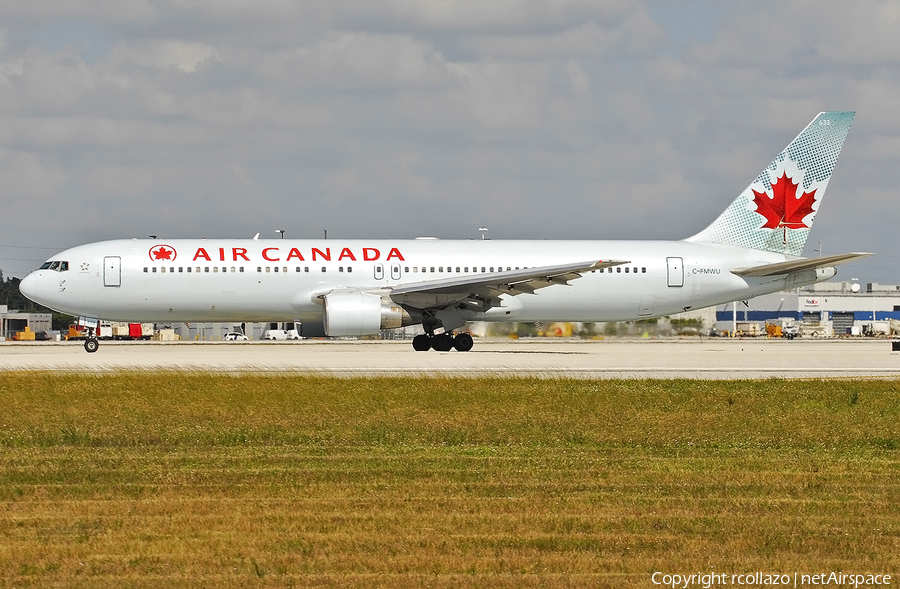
[1,373,899,587]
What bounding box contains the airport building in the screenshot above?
[0,305,53,341]
[715,281,900,336]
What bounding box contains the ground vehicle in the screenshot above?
[263,329,300,340]
[224,332,248,341]
[766,319,799,339]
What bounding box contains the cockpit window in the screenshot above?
[39,261,69,272]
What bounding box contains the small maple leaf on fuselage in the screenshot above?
[152,247,173,261]
[751,172,817,230]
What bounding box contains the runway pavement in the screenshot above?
[2,337,899,378]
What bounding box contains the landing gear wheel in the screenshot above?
[412,334,432,351]
[453,333,474,352]
[84,338,99,353]
[432,333,454,352]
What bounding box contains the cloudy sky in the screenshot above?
[1,0,899,284]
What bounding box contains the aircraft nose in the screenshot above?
[19,272,40,303]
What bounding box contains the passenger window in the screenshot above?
[439,267,443,273]
[231,267,235,273]
[152,267,157,273]
[282,267,287,273]
[162,267,167,273]
[273,267,278,273]
[490,267,494,272]
[265,267,270,273]
[481,267,486,272]
[413,267,418,273]
[625,267,629,273]
[213,267,218,273]
[187,267,192,273]
[178,267,183,273]
[257,267,262,272]
[348,267,352,273]
[196,267,200,273]
[642,267,646,273]
[143,267,148,273]
[616,267,621,273]
[404,267,409,272]
[240,267,244,272]
[339,267,344,273]
[304,267,309,273]
[430,267,435,272]
[456,267,460,272]
[321,266,326,272]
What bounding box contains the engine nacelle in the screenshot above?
[323,292,409,337]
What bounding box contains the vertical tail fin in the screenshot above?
[686,111,855,256]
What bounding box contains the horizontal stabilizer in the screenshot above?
[731,252,872,277]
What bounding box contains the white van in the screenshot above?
[263,329,301,341]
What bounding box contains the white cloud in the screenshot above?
[0,150,66,200]
[2,0,155,21]
[108,40,219,73]
[0,0,898,284]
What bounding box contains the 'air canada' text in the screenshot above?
[191,247,405,263]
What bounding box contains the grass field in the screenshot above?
[1,373,899,587]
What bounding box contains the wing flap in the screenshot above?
[390,259,629,308]
[731,252,872,277]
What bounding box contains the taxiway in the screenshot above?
[2,338,899,378]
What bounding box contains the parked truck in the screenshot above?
[765,318,799,339]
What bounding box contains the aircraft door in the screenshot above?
[391,263,401,280]
[374,263,384,280]
[103,256,121,287]
[666,257,683,288]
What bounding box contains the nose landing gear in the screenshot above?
[83,327,99,353]
[411,332,474,352]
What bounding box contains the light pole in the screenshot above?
[275,229,285,239]
[478,227,488,240]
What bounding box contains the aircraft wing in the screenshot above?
[389,259,629,308]
[731,252,873,277]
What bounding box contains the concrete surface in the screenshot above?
[2,338,899,378]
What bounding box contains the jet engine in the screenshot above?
[323,292,411,337]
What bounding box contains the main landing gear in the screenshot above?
[412,332,474,352]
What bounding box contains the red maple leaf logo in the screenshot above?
[149,245,177,261]
[751,172,817,230]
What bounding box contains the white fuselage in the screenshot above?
[20,238,834,335]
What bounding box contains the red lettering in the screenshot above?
[193,248,211,261]
[286,248,305,261]
[233,247,249,261]
[262,247,280,261]
[338,248,357,261]
[363,248,380,261]
[218,247,225,261]
[386,248,405,261]
[312,247,331,261]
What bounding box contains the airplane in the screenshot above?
[20,111,871,353]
